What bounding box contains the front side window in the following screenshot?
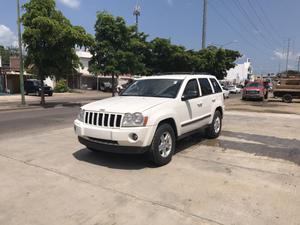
[121,79,183,98]
[198,78,213,96]
[210,78,222,93]
[183,79,200,98]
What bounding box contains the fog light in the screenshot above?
[130,133,138,141]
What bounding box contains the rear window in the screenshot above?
[209,78,222,93]
[198,78,213,96]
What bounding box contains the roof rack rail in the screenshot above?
[155,72,211,75]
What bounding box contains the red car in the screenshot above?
[242,81,267,101]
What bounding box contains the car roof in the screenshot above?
[137,74,216,80]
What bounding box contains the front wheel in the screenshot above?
[205,111,222,139]
[149,123,175,166]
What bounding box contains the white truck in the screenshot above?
[74,74,225,166]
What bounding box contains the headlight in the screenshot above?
[77,108,85,122]
[122,112,147,127]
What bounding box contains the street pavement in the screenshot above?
[0,107,299,225]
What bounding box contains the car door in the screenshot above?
[177,79,208,134]
[198,78,215,125]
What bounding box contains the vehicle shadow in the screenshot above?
[73,148,155,170]
[72,130,300,169]
[72,130,207,170]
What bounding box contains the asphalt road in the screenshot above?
[0,107,299,225]
[0,106,79,141]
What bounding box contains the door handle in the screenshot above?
[197,103,203,107]
[212,99,216,103]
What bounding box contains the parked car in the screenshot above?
[24,79,53,96]
[242,81,267,101]
[227,85,241,94]
[99,82,113,92]
[221,86,230,98]
[74,74,225,166]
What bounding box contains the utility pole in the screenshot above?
[285,38,290,73]
[201,0,207,49]
[133,3,141,34]
[17,0,26,105]
[297,56,300,72]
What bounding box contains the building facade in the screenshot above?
[226,59,252,85]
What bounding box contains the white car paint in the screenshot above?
[74,74,225,150]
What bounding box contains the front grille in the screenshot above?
[84,111,122,128]
[87,137,118,145]
[246,90,259,94]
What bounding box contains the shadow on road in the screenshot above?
[205,131,300,166]
[73,148,155,170]
[73,130,300,168]
[72,131,207,170]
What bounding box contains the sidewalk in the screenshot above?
[0,90,111,111]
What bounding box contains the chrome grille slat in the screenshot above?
[84,111,122,129]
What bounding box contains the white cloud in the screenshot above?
[0,25,18,47]
[58,0,80,9]
[272,49,300,61]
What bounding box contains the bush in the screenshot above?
[54,80,69,93]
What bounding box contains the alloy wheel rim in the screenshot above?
[214,117,221,134]
[158,131,172,158]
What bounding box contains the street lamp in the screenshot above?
[17,0,26,105]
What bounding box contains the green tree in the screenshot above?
[90,12,149,94]
[22,0,93,104]
[0,45,19,67]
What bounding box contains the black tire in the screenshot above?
[48,93,53,97]
[242,96,246,101]
[260,97,264,101]
[205,111,222,139]
[149,123,175,166]
[282,94,292,103]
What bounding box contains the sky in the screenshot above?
[0,0,300,74]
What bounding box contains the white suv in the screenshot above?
[74,74,224,166]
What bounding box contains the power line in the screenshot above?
[232,0,276,51]
[217,0,273,53]
[252,0,283,45]
[246,0,282,47]
[208,0,271,56]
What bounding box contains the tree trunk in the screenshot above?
[39,70,45,105]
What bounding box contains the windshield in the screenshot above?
[120,79,183,98]
[246,83,261,87]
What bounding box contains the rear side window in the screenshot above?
[198,78,213,96]
[183,79,200,98]
[210,78,222,93]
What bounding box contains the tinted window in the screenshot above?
[210,78,222,93]
[198,78,213,96]
[121,79,182,98]
[183,79,199,98]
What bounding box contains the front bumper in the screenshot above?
[74,119,156,151]
[243,94,263,99]
[78,136,149,154]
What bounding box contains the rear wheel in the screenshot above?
[149,123,175,166]
[282,94,292,103]
[206,111,222,139]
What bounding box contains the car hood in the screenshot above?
[82,96,170,113]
